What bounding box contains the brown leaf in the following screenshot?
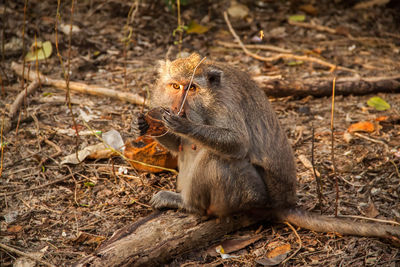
[360,202,380,218]
[124,136,177,173]
[267,243,291,258]
[7,225,23,233]
[207,234,262,256]
[73,232,106,246]
[374,116,389,122]
[299,4,318,15]
[87,145,118,159]
[256,253,288,266]
[348,121,375,133]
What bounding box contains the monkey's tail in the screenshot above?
[278,208,400,239]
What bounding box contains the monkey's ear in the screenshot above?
[206,69,222,87]
[158,60,171,75]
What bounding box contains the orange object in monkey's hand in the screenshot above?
[124,136,177,173]
[144,108,169,137]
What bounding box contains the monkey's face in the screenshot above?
[151,53,220,124]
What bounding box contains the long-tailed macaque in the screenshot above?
[135,53,399,239]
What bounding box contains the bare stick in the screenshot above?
[0,111,4,177]
[223,12,355,73]
[2,81,40,134]
[177,0,183,53]
[217,40,293,54]
[65,0,81,164]
[8,80,39,119]
[288,20,338,35]
[0,173,76,197]
[330,77,339,217]
[336,215,400,226]
[11,62,145,105]
[0,242,56,267]
[311,126,323,210]
[282,222,302,264]
[177,57,207,115]
[123,1,139,90]
[20,0,28,97]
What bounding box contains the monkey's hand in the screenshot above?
[162,110,191,134]
[135,113,149,136]
[150,191,184,210]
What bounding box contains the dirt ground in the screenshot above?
[1,1,399,266]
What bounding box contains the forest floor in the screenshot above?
[1,1,399,266]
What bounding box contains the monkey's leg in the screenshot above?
[150,191,184,210]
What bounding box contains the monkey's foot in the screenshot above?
[150,191,184,210]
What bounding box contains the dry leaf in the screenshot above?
[374,116,389,122]
[267,243,291,258]
[343,131,353,143]
[348,121,375,133]
[124,136,177,173]
[298,154,320,177]
[73,232,106,246]
[360,202,380,218]
[61,143,117,165]
[227,1,249,19]
[7,225,23,233]
[256,253,288,266]
[208,234,262,256]
[299,4,318,15]
[354,0,390,9]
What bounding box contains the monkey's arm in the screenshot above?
[163,113,248,158]
[154,133,181,152]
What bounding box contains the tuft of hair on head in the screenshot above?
[169,53,203,77]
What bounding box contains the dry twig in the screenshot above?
[9,80,39,119]
[217,40,292,54]
[0,242,56,267]
[0,172,76,197]
[282,222,302,264]
[336,215,400,226]
[311,126,323,209]
[330,77,339,216]
[223,12,355,73]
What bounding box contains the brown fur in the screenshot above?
[139,53,399,239]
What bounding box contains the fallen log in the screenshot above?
[11,62,146,105]
[73,210,265,267]
[259,74,400,97]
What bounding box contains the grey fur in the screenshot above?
[143,53,400,238]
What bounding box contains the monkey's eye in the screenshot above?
[171,83,180,90]
[189,84,196,91]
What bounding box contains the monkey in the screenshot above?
[135,53,399,239]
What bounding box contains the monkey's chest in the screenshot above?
[176,140,204,192]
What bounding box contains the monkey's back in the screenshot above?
[214,63,297,209]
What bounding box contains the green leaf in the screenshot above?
[84,181,95,187]
[25,41,52,62]
[1,142,9,148]
[289,14,306,22]
[186,20,210,34]
[287,60,304,66]
[367,96,391,111]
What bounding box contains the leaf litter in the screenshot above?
[1,1,400,266]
